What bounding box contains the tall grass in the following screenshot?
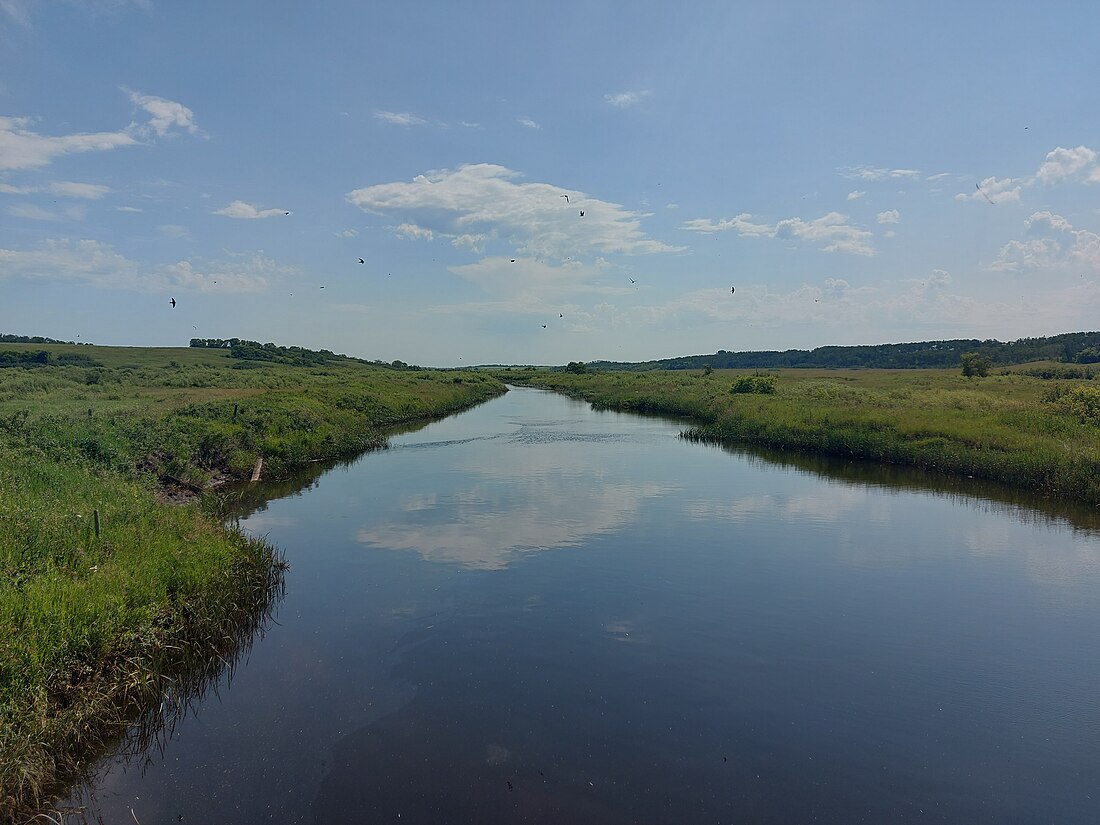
[0,347,507,818]
[500,368,1100,505]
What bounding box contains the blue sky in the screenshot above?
[1,1,1098,366]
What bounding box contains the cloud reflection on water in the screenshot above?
[357,435,670,569]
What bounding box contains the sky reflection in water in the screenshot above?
[63,387,1100,824]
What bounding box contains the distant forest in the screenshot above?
[586,331,1100,371]
[189,338,423,370]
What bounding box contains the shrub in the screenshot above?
[731,375,777,394]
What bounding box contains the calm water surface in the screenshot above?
[67,387,1100,823]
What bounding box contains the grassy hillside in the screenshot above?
[500,367,1100,505]
[0,345,506,818]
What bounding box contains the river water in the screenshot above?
[65,386,1100,823]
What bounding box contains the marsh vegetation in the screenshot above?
[0,344,505,818]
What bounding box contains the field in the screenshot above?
[0,344,505,818]
[499,365,1100,506]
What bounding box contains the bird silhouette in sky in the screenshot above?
[170,298,176,307]
[358,258,365,264]
[579,211,584,216]
[561,194,569,203]
[731,287,736,294]
[320,285,325,289]
[975,183,995,204]
[541,324,547,328]
[510,259,516,263]
[559,313,563,318]
[629,278,636,284]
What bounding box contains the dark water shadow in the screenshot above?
[28,546,287,825]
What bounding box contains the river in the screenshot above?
[63,386,1100,823]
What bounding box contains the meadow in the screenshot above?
[499,365,1100,506]
[0,344,505,818]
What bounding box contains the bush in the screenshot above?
[731,375,777,394]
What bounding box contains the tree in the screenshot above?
[565,361,588,374]
[960,351,990,378]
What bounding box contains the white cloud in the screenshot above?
[991,212,1100,273]
[116,205,143,213]
[213,200,288,219]
[452,233,489,253]
[517,118,541,130]
[841,166,921,181]
[0,180,110,199]
[346,163,681,261]
[1034,145,1097,185]
[8,203,60,220]
[127,89,199,137]
[604,90,651,108]
[373,110,427,126]
[459,121,481,129]
[665,202,679,209]
[956,176,1021,204]
[846,190,865,200]
[681,213,774,237]
[959,145,1099,202]
[876,209,900,224]
[335,228,359,238]
[49,181,110,199]
[396,222,434,241]
[925,172,951,182]
[0,239,276,292]
[0,115,137,171]
[683,211,874,255]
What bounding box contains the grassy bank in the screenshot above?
[499,366,1100,505]
[0,345,506,818]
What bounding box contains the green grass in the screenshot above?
[0,346,506,818]
[498,367,1100,505]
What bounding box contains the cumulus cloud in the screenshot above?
[604,90,651,108]
[956,176,1021,204]
[958,145,1099,202]
[213,200,288,219]
[346,163,680,261]
[0,239,276,292]
[991,211,1100,273]
[373,110,427,126]
[847,190,865,200]
[126,89,199,137]
[682,211,874,255]
[517,118,541,130]
[1034,145,1097,185]
[876,209,900,224]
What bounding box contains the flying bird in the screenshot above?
[629,278,636,284]
[559,313,563,318]
[284,211,290,216]
[975,183,995,205]
[170,298,176,307]
[320,285,325,289]
[731,287,736,294]
[510,259,516,263]
[358,258,365,264]
[541,324,547,328]
[579,211,584,216]
[561,194,569,203]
